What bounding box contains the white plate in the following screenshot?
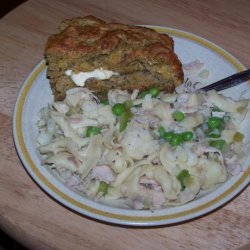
[13,26,250,226]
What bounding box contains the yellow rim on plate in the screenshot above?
[14,27,250,223]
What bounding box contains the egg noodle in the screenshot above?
[36,87,249,210]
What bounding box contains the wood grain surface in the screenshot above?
[0,0,249,249]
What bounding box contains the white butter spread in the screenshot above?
[65,68,119,87]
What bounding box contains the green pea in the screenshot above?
[163,131,174,142]
[181,131,193,141]
[124,100,133,109]
[149,87,160,97]
[101,99,109,105]
[172,110,185,121]
[208,133,220,138]
[86,126,101,137]
[139,90,150,99]
[158,127,166,137]
[233,132,244,142]
[169,133,182,146]
[112,103,126,116]
[207,129,221,138]
[177,169,190,189]
[207,117,222,129]
[98,181,108,195]
[119,111,129,132]
[209,139,225,150]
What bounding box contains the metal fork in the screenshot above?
[201,69,250,92]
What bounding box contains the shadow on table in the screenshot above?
[1,0,27,18]
[0,229,28,250]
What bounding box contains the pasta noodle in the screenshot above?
[37,87,250,210]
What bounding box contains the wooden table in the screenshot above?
[1,0,249,249]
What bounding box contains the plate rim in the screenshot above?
[13,26,250,226]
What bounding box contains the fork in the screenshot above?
[201,69,250,92]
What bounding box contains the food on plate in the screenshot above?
[44,16,183,101]
[36,87,250,210]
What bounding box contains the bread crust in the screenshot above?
[45,16,183,100]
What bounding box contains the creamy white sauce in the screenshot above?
[65,69,119,87]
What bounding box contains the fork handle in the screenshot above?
[201,69,250,92]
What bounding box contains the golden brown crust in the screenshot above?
[45,16,175,56]
[44,15,183,100]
